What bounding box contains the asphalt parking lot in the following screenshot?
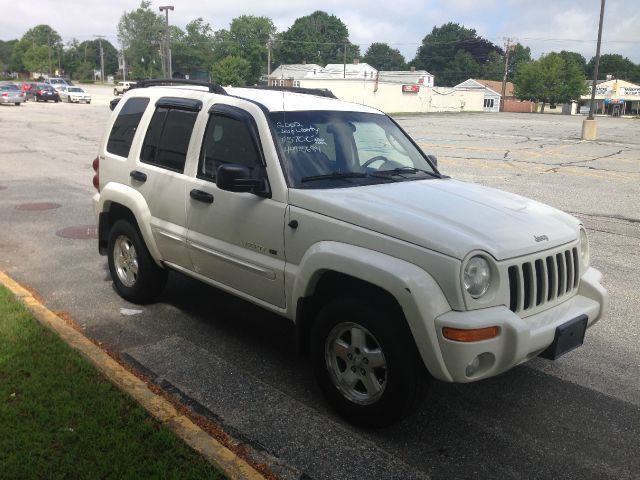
[1,84,639,479]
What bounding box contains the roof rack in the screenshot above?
[132,78,227,95]
[238,85,337,99]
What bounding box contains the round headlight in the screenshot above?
[464,256,491,298]
[579,227,590,267]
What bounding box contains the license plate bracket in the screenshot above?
[539,314,588,360]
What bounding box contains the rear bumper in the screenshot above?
[433,267,607,382]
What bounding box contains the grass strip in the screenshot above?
[0,286,225,479]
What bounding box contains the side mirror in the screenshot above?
[426,154,438,167]
[216,164,268,196]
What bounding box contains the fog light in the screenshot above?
[465,356,481,377]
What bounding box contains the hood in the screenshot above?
[288,178,580,261]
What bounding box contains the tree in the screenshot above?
[587,53,640,83]
[363,43,406,71]
[274,11,359,66]
[9,25,62,74]
[171,18,216,77]
[413,23,503,86]
[211,56,251,86]
[22,45,49,75]
[212,16,276,84]
[558,51,586,76]
[117,1,164,79]
[22,25,62,50]
[507,43,531,81]
[0,40,18,71]
[513,52,588,112]
[76,39,118,78]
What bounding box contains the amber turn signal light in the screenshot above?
[442,326,500,342]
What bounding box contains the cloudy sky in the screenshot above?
[2,0,639,63]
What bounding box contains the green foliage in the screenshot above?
[363,43,406,71]
[0,40,18,69]
[22,45,49,75]
[22,25,62,49]
[413,22,503,86]
[514,52,588,110]
[274,11,359,66]
[212,16,276,84]
[558,51,586,76]
[171,18,216,76]
[0,287,223,479]
[117,1,164,79]
[587,54,640,83]
[211,56,251,86]
[507,43,531,81]
[74,61,96,81]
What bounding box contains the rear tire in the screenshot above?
[107,219,167,304]
[311,297,428,427]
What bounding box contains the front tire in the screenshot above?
[107,219,167,304]
[311,297,427,427]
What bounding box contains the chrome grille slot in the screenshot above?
[508,247,580,314]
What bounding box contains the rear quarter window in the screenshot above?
[106,97,150,158]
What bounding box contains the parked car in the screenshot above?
[92,79,607,426]
[113,81,136,96]
[59,86,91,103]
[45,77,69,89]
[26,83,60,102]
[0,83,25,105]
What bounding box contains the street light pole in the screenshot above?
[94,35,106,84]
[582,0,606,140]
[159,5,174,79]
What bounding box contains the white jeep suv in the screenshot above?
[92,79,607,426]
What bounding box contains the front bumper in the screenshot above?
[434,267,607,382]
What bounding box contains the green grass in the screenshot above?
[0,286,225,479]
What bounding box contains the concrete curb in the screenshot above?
[0,271,266,480]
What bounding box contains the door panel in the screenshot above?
[186,180,286,307]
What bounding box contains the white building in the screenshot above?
[455,79,501,112]
[320,60,377,80]
[268,64,323,87]
[580,79,640,116]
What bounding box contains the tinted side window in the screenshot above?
[106,97,150,158]
[198,114,262,181]
[140,108,198,173]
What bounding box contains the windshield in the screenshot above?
[69,87,83,92]
[269,111,438,189]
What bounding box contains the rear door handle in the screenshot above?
[190,189,214,204]
[130,170,147,182]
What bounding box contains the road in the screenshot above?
[1,85,638,479]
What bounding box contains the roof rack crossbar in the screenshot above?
[133,78,227,95]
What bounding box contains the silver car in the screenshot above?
[59,86,92,104]
[0,84,25,106]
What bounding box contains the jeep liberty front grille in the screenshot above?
[508,247,580,314]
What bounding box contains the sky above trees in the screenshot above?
[1,0,638,63]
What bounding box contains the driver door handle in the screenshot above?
[190,189,214,204]
[129,170,147,182]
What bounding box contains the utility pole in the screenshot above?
[500,37,514,112]
[159,5,174,78]
[343,43,347,79]
[94,35,106,83]
[582,0,606,140]
[266,40,272,79]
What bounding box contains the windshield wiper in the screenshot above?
[376,166,438,178]
[301,172,368,183]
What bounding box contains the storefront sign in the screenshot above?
[402,84,420,93]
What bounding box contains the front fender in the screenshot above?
[291,241,455,381]
[94,183,163,264]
